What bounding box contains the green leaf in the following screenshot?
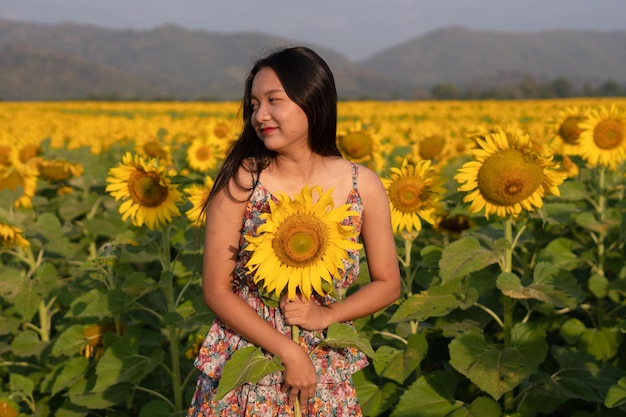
[52,325,86,357]
[588,273,608,299]
[49,400,89,417]
[575,211,603,232]
[216,346,284,400]
[10,373,35,397]
[49,357,90,396]
[68,289,110,319]
[68,379,130,409]
[93,334,165,391]
[560,317,622,361]
[353,370,398,417]
[496,262,583,309]
[59,193,100,221]
[176,299,196,319]
[10,329,47,357]
[320,322,376,359]
[390,291,459,323]
[32,212,81,257]
[373,333,427,384]
[390,371,463,417]
[106,288,134,315]
[467,396,501,417]
[0,267,23,297]
[449,323,548,400]
[439,237,502,283]
[559,318,586,344]
[537,237,581,271]
[605,377,626,408]
[139,400,173,417]
[580,327,622,361]
[532,346,623,403]
[557,180,585,200]
[11,279,42,320]
[121,272,158,298]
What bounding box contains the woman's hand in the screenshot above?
[279,342,317,414]
[279,294,332,332]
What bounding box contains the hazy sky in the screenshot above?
[2,0,625,60]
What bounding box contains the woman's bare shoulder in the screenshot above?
[354,163,384,189]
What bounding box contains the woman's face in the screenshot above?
[250,67,309,154]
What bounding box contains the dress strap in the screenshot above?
[351,163,358,190]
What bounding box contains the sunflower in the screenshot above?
[0,221,30,250]
[105,152,183,230]
[0,396,19,417]
[455,130,567,219]
[186,137,224,172]
[577,104,626,171]
[36,158,84,182]
[0,164,39,209]
[184,176,214,225]
[337,122,376,163]
[81,322,120,360]
[244,185,363,300]
[381,159,447,235]
[549,106,587,155]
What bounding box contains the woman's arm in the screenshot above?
[201,173,316,410]
[280,166,401,330]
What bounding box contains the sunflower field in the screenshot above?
[1,98,626,417]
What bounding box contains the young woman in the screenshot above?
[187,46,401,416]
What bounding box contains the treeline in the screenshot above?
[430,77,626,100]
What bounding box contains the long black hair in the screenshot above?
[207,46,341,204]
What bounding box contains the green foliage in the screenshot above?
[215,347,284,401]
[353,158,626,416]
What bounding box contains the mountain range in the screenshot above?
[1,18,625,101]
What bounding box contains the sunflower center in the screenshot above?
[128,171,169,207]
[419,134,445,160]
[478,148,544,206]
[338,131,374,159]
[143,141,168,159]
[272,214,328,267]
[214,123,230,139]
[195,145,212,161]
[38,161,72,182]
[558,116,584,144]
[388,175,426,213]
[593,119,624,150]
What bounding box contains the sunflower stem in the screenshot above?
[596,167,606,277]
[161,225,183,412]
[595,166,607,327]
[291,324,303,417]
[503,216,515,413]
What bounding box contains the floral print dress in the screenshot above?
[187,163,368,416]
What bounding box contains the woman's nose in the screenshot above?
[254,104,270,123]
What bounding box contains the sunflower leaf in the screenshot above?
[496,262,583,309]
[320,322,377,359]
[389,292,459,323]
[439,237,501,284]
[605,377,626,408]
[216,346,284,401]
[373,333,427,384]
[448,323,548,400]
[352,370,398,417]
[389,371,463,417]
